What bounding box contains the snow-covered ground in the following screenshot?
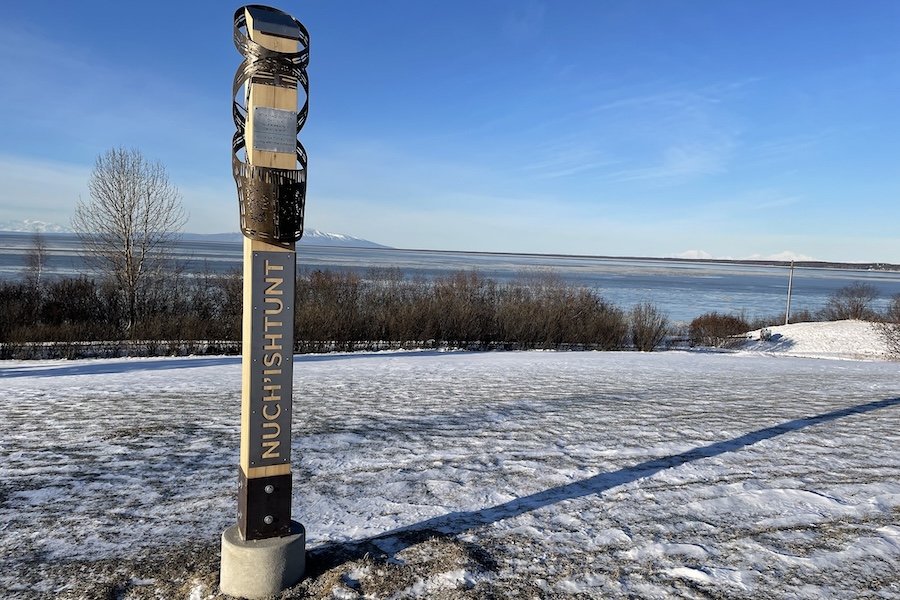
[741,319,892,361]
[0,322,898,598]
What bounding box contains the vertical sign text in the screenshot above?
[249,251,295,467]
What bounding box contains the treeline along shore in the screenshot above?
[0,268,640,358]
[6,261,899,360]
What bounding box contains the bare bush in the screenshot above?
[819,282,879,321]
[787,308,818,324]
[296,270,364,351]
[2,266,633,356]
[690,312,750,348]
[362,268,433,346]
[749,308,820,331]
[875,293,900,359]
[432,270,498,347]
[577,293,629,351]
[0,281,38,343]
[748,314,781,331]
[495,273,626,350]
[630,302,669,352]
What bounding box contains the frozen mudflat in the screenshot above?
[0,321,898,598]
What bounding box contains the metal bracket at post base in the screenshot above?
[238,468,293,540]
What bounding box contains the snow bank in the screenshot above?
[740,319,891,361]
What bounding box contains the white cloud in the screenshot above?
[603,141,734,185]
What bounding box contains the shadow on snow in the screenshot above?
[0,356,242,379]
[0,350,455,379]
[304,396,900,576]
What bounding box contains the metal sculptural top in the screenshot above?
[232,5,310,245]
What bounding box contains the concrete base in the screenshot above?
[220,521,306,599]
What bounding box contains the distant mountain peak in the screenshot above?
[672,249,714,260]
[302,229,390,248]
[744,251,814,262]
[0,219,72,233]
[181,228,390,249]
[0,219,388,248]
[673,249,816,262]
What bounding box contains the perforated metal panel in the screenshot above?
[232,5,310,244]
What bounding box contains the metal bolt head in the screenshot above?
[264,484,275,494]
[263,515,274,525]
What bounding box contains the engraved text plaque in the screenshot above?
[252,107,297,154]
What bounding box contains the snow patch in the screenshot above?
[741,319,889,360]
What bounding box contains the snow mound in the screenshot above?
[740,320,891,361]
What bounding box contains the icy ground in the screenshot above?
[0,321,898,599]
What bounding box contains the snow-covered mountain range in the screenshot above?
[181,230,390,249]
[673,249,815,262]
[0,219,71,234]
[0,220,389,249]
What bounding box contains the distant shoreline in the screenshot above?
[3,230,898,273]
[380,245,900,273]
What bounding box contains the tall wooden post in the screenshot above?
[237,5,301,542]
[221,5,309,598]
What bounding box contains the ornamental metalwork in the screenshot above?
[232,5,310,244]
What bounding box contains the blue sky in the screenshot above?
[2,1,899,262]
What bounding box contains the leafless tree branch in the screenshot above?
[71,147,187,335]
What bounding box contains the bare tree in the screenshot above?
[72,147,187,335]
[22,231,48,290]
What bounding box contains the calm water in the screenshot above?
[3,231,900,324]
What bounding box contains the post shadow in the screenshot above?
[304,396,900,576]
[0,356,242,379]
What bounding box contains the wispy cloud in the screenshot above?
[521,80,754,186]
[588,78,758,117]
[516,136,620,180]
[599,141,734,185]
[706,189,804,214]
[742,132,831,166]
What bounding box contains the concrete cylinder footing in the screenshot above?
[220,521,306,599]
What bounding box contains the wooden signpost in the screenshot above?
[221,6,310,597]
[237,5,300,542]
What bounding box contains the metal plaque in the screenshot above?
[253,106,297,154]
[248,250,296,467]
[246,5,302,40]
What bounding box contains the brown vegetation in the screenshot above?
[689,312,751,348]
[5,271,897,359]
[0,268,637,358]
